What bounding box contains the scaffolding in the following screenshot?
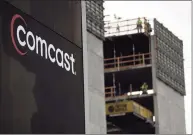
[104,16,155,134]
[104,16,185,134]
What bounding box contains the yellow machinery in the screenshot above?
[106,100,153,120]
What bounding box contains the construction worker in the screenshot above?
[116,24,120,32]
[140,82,148,94]
[144,18,148,35]
[136,17,142,33]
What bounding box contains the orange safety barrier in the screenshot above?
[105,86,116,98]
[104,53,151,70]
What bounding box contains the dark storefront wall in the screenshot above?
[0,1,84,134]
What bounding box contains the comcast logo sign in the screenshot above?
[10,14,76,75]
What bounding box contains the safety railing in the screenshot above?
[105,86,116,98]
[105,17,148,37]
[105,85,154,100]
[104,53,151,71]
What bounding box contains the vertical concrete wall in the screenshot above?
[155,80,186,134]
[151,36,186,134]
[81,1,106,134]
[87,32,106,134]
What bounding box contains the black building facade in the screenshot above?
[0,0,85,133]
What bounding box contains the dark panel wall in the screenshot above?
[86,0,104,40]
[154,19,185,95]
[0,1,84,133]
[5,0,82,48]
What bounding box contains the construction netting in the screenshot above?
[154,19,185,95]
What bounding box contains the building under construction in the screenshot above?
[0,0,186,134]
[103,17,186,134]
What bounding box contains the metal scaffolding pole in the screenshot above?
[113,43,116,68]
[118,83,121,96]
[113,73,116,97]
[133,43,135,65]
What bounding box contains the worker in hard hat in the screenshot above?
[116,24,120,32]
[140,82,148,94]
[136,17,142,33]
[144,18,148,35]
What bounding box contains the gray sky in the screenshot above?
[104,1,191,134]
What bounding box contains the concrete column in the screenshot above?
[81,1,107,134]
[81,1,89,134]
[151,36,186,134]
